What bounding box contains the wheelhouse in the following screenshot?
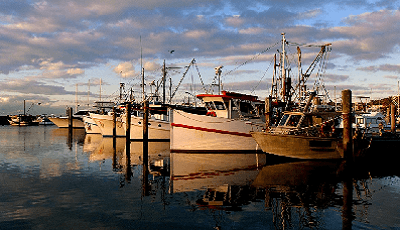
[196,91,264,119]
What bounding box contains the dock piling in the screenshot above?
[142,100,149,196]
[113,106,117,139]
[125,103,131,157]
[342,89,353,159]
[391,104,396,133]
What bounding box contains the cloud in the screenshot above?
[357,64,400,74]
[0,78,76,95]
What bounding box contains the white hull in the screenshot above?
[121,114,170,141]
[90,113,125,137]
[83,116,102,134]
[170,109,265,152]
[48,117,85,128]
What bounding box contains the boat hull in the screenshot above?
[83,116,102,134]
[251,132,344,159]
[90,114,125,137]
[48,117,85,128]
[120,114,170,141]
[170,109,265,152]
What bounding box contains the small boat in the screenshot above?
[8,100,39,126]
[121,101,170,141]
[35,115,55,125]
[83,101,115,134]
[251,96,370,159]
[49,110,88,129]
[9,114,39,126]
[354,111,388,134]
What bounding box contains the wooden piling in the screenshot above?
[112,107,117,138]
[265,96,272,127]
[68,107,73,130]
[67,107,73,150]
[142,100,149,196]
[391,104,396,133]
[125,103,131,156]
[342,89,353,159]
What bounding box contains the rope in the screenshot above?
[222,40,280,78]
[250,56,274,94]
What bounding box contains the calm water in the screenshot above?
[0,125,399,229]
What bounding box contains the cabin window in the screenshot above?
[278,115,289,126]
[357,118,364,124]
[214,101,226,110]
[286,115,301,127]
[240,102,252,114]
[205,102,216,110]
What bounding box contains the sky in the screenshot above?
[0,0,400,115]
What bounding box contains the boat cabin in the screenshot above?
[273,111,340,134]
[196,91,264,119]
[355,112,387,133]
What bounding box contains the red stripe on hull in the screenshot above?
[171,123,252,137]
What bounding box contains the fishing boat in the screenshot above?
[251,99,346,159]
[9,114,39,126]
[90,111,126,137]
[170,90,266,152]
[8,100,39,126]
[49,110,87,128]
[83,101,115,134]
[121,101,170,141]
[250,33,370,159]
[35,115,54,125]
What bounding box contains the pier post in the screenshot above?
[142,100,149,196]
[125,103,131,157]
[265,96,272,127]
[68,107,73,130]
[67,107,73,150]
[391,104,396,133]
[113,107,117,138]
[112,106,117,170]
[342,89,353,159]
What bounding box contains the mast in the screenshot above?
[163,60,166,104]
[88,79,90,109]
[99,78,102,101]
[75,83,78,112]
[142,67,145,101]
[281,33,286,102]
[214,65,223,94]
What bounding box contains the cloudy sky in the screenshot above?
[0,0,399,115]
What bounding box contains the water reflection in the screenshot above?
[169,151,399,229]
[1,126,399,229]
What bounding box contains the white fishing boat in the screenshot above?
[83,101,115,134]
[49,110,88,129]
[90,112,126,137]
[120,102,170,141]
[354,111,388,134]
[170,90,266,152]
[36,115,54,125]
[83,115,102,134]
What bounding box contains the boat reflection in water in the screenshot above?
[170,153,266,194]
[169,151,398,229]
[84,136,170,173]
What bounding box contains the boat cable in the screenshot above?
[221,40,280,79]
[250,56,275,94]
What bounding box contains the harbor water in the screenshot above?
[1,125,399,229]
